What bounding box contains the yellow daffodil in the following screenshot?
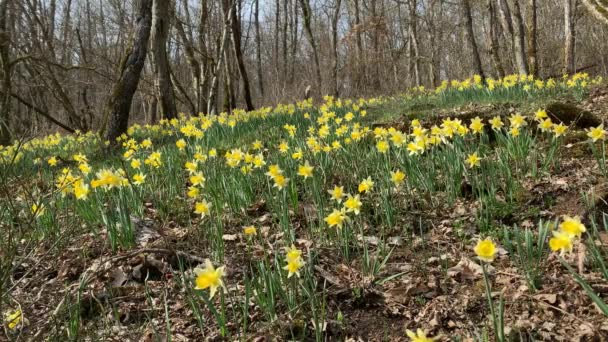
[47,156,58,167]
[587,124,606,142]
[466,152,481,168]
[376,140,390,153]
[344,194,362,215]
[132,173,146,185]
[358,177,374,193]
[474,239,497,262]
[559,215,586,238]
[273,174,289,190]
[549,231,573,254]
[4,309,22,330]
[534,109,548,121]
[190,172,205,187]
[187,186,199,199]
[194,259,226,298]
[328,185,345,203]
[31,203,45,218]
[297,161,314,179]
[194,200,212,218]
[283,257,305,278]
[284,245,302,264]
[391,170,406,186]
[489,116,504,130]
[325,208,348,228]
[73,180,90,200]
[131,159,141,169]
[406,328,434,342]
[552,123,567,137]
[243,225,257,236]
[469,117,484,134]
[539,118,553,132]
[509,113,526,128]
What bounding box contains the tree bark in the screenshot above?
[0,0,11,145]
[254,0,264,97]
[511,0,529,74]
[104,0,152,143]
[299,0,322,97]
[487,0,506,78]
[564,0,576,74]
[151,0,177,119]
[331,0,342,97]
[463,0,485,80]
[526,0,538,77]
[409,0,421,87]
[207,4,232,115]
[226,0,254,111]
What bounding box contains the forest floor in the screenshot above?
[3,79,608,341]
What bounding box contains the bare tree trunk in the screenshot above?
[226,0,254,111]
[175,12,202,113]
[207,5,232,115]
[511,0,529,74]
[0,0,11,145]
[151,0,177,119]
[463,0,485,80]
[331,0,342,97]
[564,0,576,74]
[254,0,264,97]
[104,0,152,143]
[409,0,421,87]
[487,0,506,78]
[353,0,364,92]
[526,0,538,77]
[60,0,72,64]
[299,0,322,97]
[581,0,608,25]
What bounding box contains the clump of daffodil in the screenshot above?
[406,328,434,342]
[283,245,305,278]
[549,215,586,254]
[194,259,226,299]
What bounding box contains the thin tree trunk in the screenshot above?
[298,0,322,96]
[254,0,264,97]
[226,0,254,111]
[175,13,202,113]
[409,0,421,87]
[463,0,485,80]
[104,0,152,143]
[151,0,177,119]
[487,0,505,78]
[331,0,342,97]
[207,5,232,115]
[511,0,529,74]
[526,0,538,77]
[564,0,576,74]
[0,0,11,145]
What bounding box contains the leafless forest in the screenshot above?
[1,0,608,144]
